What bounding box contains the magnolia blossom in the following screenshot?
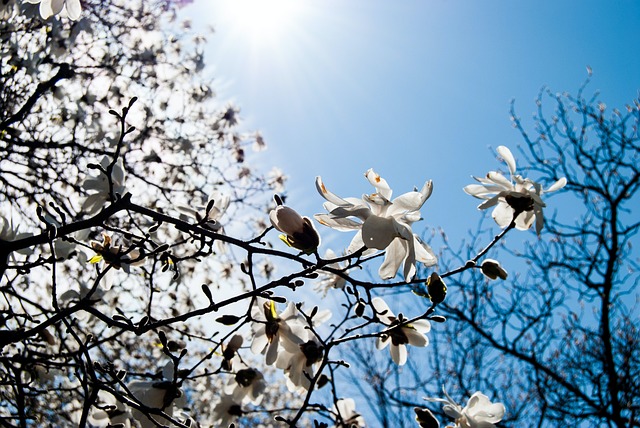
[269,204,320,253]
[372,297,430,366]
[24,0,81,20]
[58,281,106,304]
[224,367,266,405]
[0,215,34,261]
[274,307,331,391]
[89,233,142,273]
[126,361,186,428]
[88,391,132,428]
[212,394,242,427]
[177,193,230,232]
[81,156,126,215]
[464,146,566,235]
[127,381,185,428]
[315,169,436,281]
[334,398,366,427]
[250,300,307,366]
[426,388,505,428]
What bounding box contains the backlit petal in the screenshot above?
[390,344,407,366]
[497,146,516,176]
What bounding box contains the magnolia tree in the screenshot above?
[343,82,640,428]
[0,2,594,428]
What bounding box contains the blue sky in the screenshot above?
[183,0,640,249]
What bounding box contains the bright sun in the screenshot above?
[221,0,307,48]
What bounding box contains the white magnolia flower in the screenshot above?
[224,367,266,405]
[24,0,81,20]
[250,300,307,366]
[372,297,430,366]
[177,193,230,232]
[274,307,330,391]
[334,398,366,427]
[212,394,242,428]
[426,388,505,428]
[269,203,320,254]
[0,215,33,252]
[88,391,132,428]
[89,233,142,273]
[58,281,106,304]
[464,146,566,235]
[315,169,437,281]
[275,338,324,391]
[81,156,126,215]
[127,361,186,428]
[314,249,348,296]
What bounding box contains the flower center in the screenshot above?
[235,368,258,387]
[505,194,534,213]
[228,404,243,417]
[301,340,324,366]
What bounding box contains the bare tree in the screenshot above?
[347,80,640,428]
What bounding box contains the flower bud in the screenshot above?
[269,205,320,253]
[480,259,508,280]
[427,272,447,304]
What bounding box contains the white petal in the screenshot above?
[402,236,417,281]
[388,192,423,214]
[314,214,362,231]
[477,195,501,210]
[371,297,393,318]
[497,146,517,176]
[376,335,390,350]
[40,1,54,18]
[547,177,567,193]
[50,0,64,14]
[390,344,407,366]
[65,0,81,19]
[346,230,369,254]
[265,339,279,365]
[316,176,351,207]
[250,327,268,354]
[413,236,437,266]
[464,184,492,198]
[409,319,431,334]
[515,210,535,231]
[491,203,515,228]
[486,171,513,189]
[378,238,406,280]
[404,327,428,347]
[365,168,393,200]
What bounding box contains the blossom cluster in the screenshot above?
[0,141,567,427]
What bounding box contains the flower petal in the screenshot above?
[404,327,429,347]
[497,146,516,176]
[378,238,406,280]
[65,0,81,20]
[390,344,407,366]
[546,177,567,193]
[491,203,515,228]
[365,168,393,200]
[316,176,351,207]
[314,214,362,231]
[371,297,393,318]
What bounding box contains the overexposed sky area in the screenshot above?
[180,0,640,249]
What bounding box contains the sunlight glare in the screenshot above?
[223,0,306,47]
